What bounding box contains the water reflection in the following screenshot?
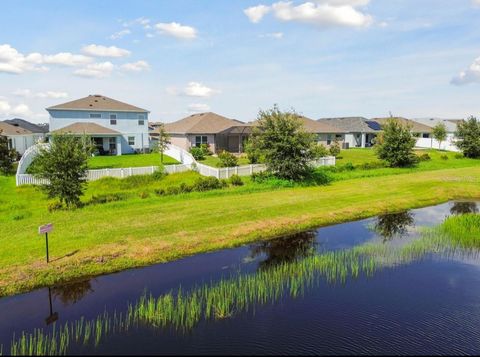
[373,211,415,242]
[248,231,317,269]
[51,279,94,306]
[450,201,479,215]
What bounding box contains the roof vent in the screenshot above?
[94,94,102,98]
[89,104,93,107]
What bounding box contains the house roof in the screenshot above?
[373,117,433,133]
[298,116,347,134]
[164,112,249,134]
[52,122,121,136]
[318,117,379,133]
[0,121,32,135]
[411,118,458,132]
[4,118,49,133]
[47,94,149,113]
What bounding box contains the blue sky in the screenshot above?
[0,0,479,123]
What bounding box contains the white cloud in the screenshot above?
[82,44,131,58]
[42,53,93,66]
[183,82,217,97]
[0,99,11,114]
[244,1,373,28]
[451,56,480,85]
[260,32,284,39]
[0,44,49,74]
[121,60,150,72]
[110,29,131,40]
[0,99,32,117]
[13,89,69,99]
[188,103,211,113]
[155,22,197,39]
[73,62,115,78]
[473,0,480,6]
[244,5,271,23]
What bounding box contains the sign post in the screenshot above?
[38,224,53,263]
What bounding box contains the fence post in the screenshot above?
[250,165,253,175]
[173,165,177,173]
[235,166,238,175]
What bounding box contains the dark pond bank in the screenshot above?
[1,201,479,355]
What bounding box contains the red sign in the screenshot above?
[39,223,53,234]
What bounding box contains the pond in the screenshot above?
[1,201,480,355]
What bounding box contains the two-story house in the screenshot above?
[47,94,150,155]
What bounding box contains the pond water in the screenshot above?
[1,201,480,355]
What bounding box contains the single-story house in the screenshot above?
[163,112,252,153]
[318,117,380,148]
[373,117,433,138]
[411,118,460,151]
[0,120,45,155]
[47,94,150,156]
[297,116,348,147]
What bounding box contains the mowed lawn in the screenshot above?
[88,153,179,169]
[198,155,250,168]
[1,149,480,296]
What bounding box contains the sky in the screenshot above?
[0,0,479,124]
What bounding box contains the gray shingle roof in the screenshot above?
[164,112,248,134]
[4,118,49,133]
[52,122,121,135]
[318,117,379,133]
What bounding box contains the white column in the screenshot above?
[361,133,366,148]
[116,136,122,156]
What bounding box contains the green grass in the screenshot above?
[1,150,480,296]
[197,155,250,168]
[88,153,179,169]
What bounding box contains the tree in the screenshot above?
[456,116,480,158]
[156,124,171,164]
[432,122,447,150]
[375,118,418,167]
[34,134,93,208]
[0,130,17,175]
[244,136,263,164]
[251,106,317,180]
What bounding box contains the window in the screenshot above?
[326,135,332,146]
[89,113,102,118]
[110,114,117,119]
[110,119,117,125]
[128,136,135,146]
[195,136,208,147]
[7,138,13,150]
[335,134,343,139]
[138,114,145,120]
[138,120,145,126]
[422,133,430,138]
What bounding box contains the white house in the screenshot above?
[47,94,150,155]
[0,120,45,155]
[411,118,460,151]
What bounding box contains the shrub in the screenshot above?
[329,140,341,157]
[89,193,126,205]
[190,147,205,161]
[152,169,167,180]
[312,143,329,159]
[48,201,65,212]
[343,162,355,171]
[0,130,17,175]
[244,138,262,164]
[306,169,333,186]
[251,171,271,183]
[418,153,431,162]
[440,154,449,160]
[139,191,150,199]
[217,151,238,167]
[200,143,213,156]
[229,174,244,186]
[179,183,193,193]
[166,186,181,195]
[359,162,385,170]
[154,188,166,196]
[193,176,223,191]
[454,153,464,159]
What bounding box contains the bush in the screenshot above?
[455,153,464,159]
[179,183,193,193]
[166,186,181,195]
[139,191,150,199]
[217,151,238,167]
[343,162,355,171]
[193,176,223,191]
[229,174,244,186]
[154,188,166,196]
[312,143,329,159]
[440,154,449,160]
[306,169,333,186]
[418,153,431,162]
[89,193,126,205]
[251,171,271,183]
[359,162,386,170]
[329,140,341,157]
[190,147,205,161]
[200,144,213,156]
[48,201,65,212]
[152,169,167,180]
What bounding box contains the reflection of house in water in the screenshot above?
[248,231,317,270]
[373,211,415,242]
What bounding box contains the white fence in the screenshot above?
[15,142,336,186]
[415,136,459,152]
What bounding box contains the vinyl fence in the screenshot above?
[16,156,336,186]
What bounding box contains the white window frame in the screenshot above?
[195,136,208,147]
[138,120,145,126]
[128,136,135,146]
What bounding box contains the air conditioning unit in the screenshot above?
[342,143,350,149]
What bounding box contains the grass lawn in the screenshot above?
[198,155,250,168]
[1,150,480,296]
[88,153,179,169]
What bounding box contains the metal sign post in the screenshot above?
[39,224,53,263]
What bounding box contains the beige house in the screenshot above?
[164,112,251,153]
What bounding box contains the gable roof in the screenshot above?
[0,121,32,135]
[164,112,248,134]
[411,118,458,132]
[4,118,49,134]
[318,117,379,133]
[52,122,121,136]
[373,117,433,133]
[47,94,149,113]
[298,116,347,133]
